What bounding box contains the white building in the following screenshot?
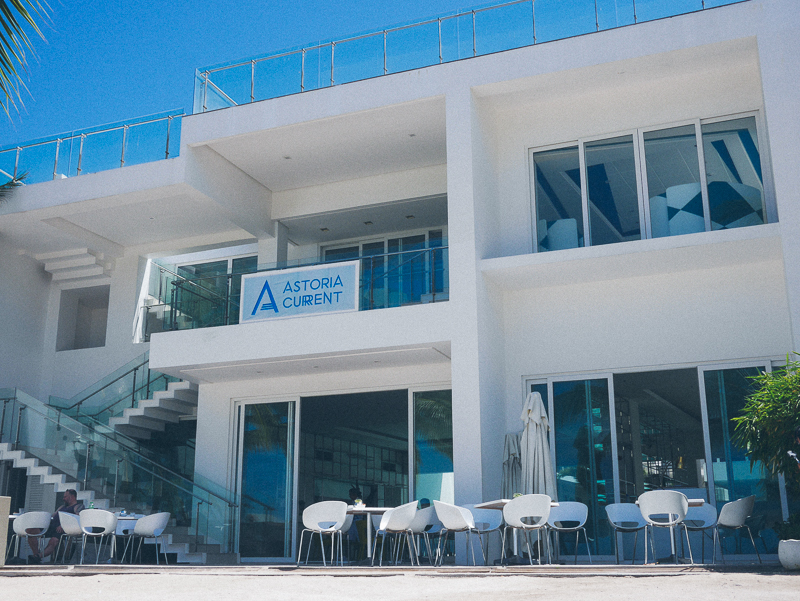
[1,0,797,563]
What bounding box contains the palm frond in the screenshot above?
[0,170,26,202]
[0,0,49,116]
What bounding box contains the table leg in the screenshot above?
[366,513,373,559]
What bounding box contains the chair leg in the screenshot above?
[632,530,639,565]
[583,528,592,564]
[682,525,694,565]
[745,526,762,564]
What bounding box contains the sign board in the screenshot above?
[240,261,360,323]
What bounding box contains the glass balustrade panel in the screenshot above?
[385,20,439,73]
[254,52,303,101]
[475,0,534,55]
[333,33,384,85]
[534,0,597,43]
[595,0,635,30]
[79,129,125,175]
[124,119,171,167]
[440,14,474,62]
[206,63,251,106]
[16,141,58,184]
[302,44,333,91]
[0,149,16,180]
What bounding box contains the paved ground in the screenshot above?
[0,565,797,600]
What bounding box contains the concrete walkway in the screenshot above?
[0,564,797,600]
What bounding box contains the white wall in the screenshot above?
[44,254,147,399]
[500,255,791,431]
[0,241,49,396]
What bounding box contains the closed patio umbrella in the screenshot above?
[502,432,521,499]
[520,391,558,501]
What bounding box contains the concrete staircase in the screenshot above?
[108,381,198,440]
[0,442,234,564]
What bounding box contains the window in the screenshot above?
[531,115,767,252]
[56,285,110,351]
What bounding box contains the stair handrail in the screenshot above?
[51,352,151,412]
[4,388,238,510]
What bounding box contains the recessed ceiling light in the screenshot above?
[409,133,416,137]
[320,227,329,232]
[406,215,415,219]
[363,221,373,226]
[283,155,291,159]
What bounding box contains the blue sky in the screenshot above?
[0,0,473,145]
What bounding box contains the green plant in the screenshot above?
[733,356,800,538]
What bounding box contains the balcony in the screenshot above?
[138,244,449,341]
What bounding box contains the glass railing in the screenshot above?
[0,388,237,554]
[193,0,747,113]
[139,245,449,336]
[48,351,178,428]
[0,110,183,186]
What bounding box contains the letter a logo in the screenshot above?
[251,279,279,315]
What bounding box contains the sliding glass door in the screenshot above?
[236,401,296,561]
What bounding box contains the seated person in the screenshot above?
[28,489,84,563]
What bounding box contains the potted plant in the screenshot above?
[733,356,800,569]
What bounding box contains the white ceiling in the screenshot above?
[175,343,451,383]
[207,97,447,192]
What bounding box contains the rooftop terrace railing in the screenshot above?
[0,109,183,185]
[194,0,747,113]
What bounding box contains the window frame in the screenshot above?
[530,111,771,252]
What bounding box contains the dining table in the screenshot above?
[346,505,391,561]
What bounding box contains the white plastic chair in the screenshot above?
[372,501,418,566]
[297,501,348,566]
[5,511,51,561]
[606,503,647,564]
[408,505,436,565]
[79,508,118,564]
[547,501,591,564]
[713,495,762,564]
[637,490,692,564]
[682,503,717,564]
[433,501,484,566]
[54,511,83,564]
[131,512,171,565]
[463,504,503,565]
[501,494,551,565]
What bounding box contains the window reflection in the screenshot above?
[533,146,583,252]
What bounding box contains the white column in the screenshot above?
[758,2,800,352]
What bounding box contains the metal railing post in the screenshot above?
[595,0,599,32]
[438,18,443,63]
[120,124,128,167]
[14,406,24,450]
[53,138,61,180]
[202,71,209,112]
[383,31,387,75]
[633,0,638,24]
[301,48,306,91]
[76,134,86,175]
[165,116,172,159]
[13,146,20,179]
[83,442,93,489]
[532,0,536,43]
[251,60,256,102]
[429,248,435,300]
[131,367,138,408]
[330,42,335,86]
[113,458,121,507]
[195,501,202,552]
[472,10,477,56]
